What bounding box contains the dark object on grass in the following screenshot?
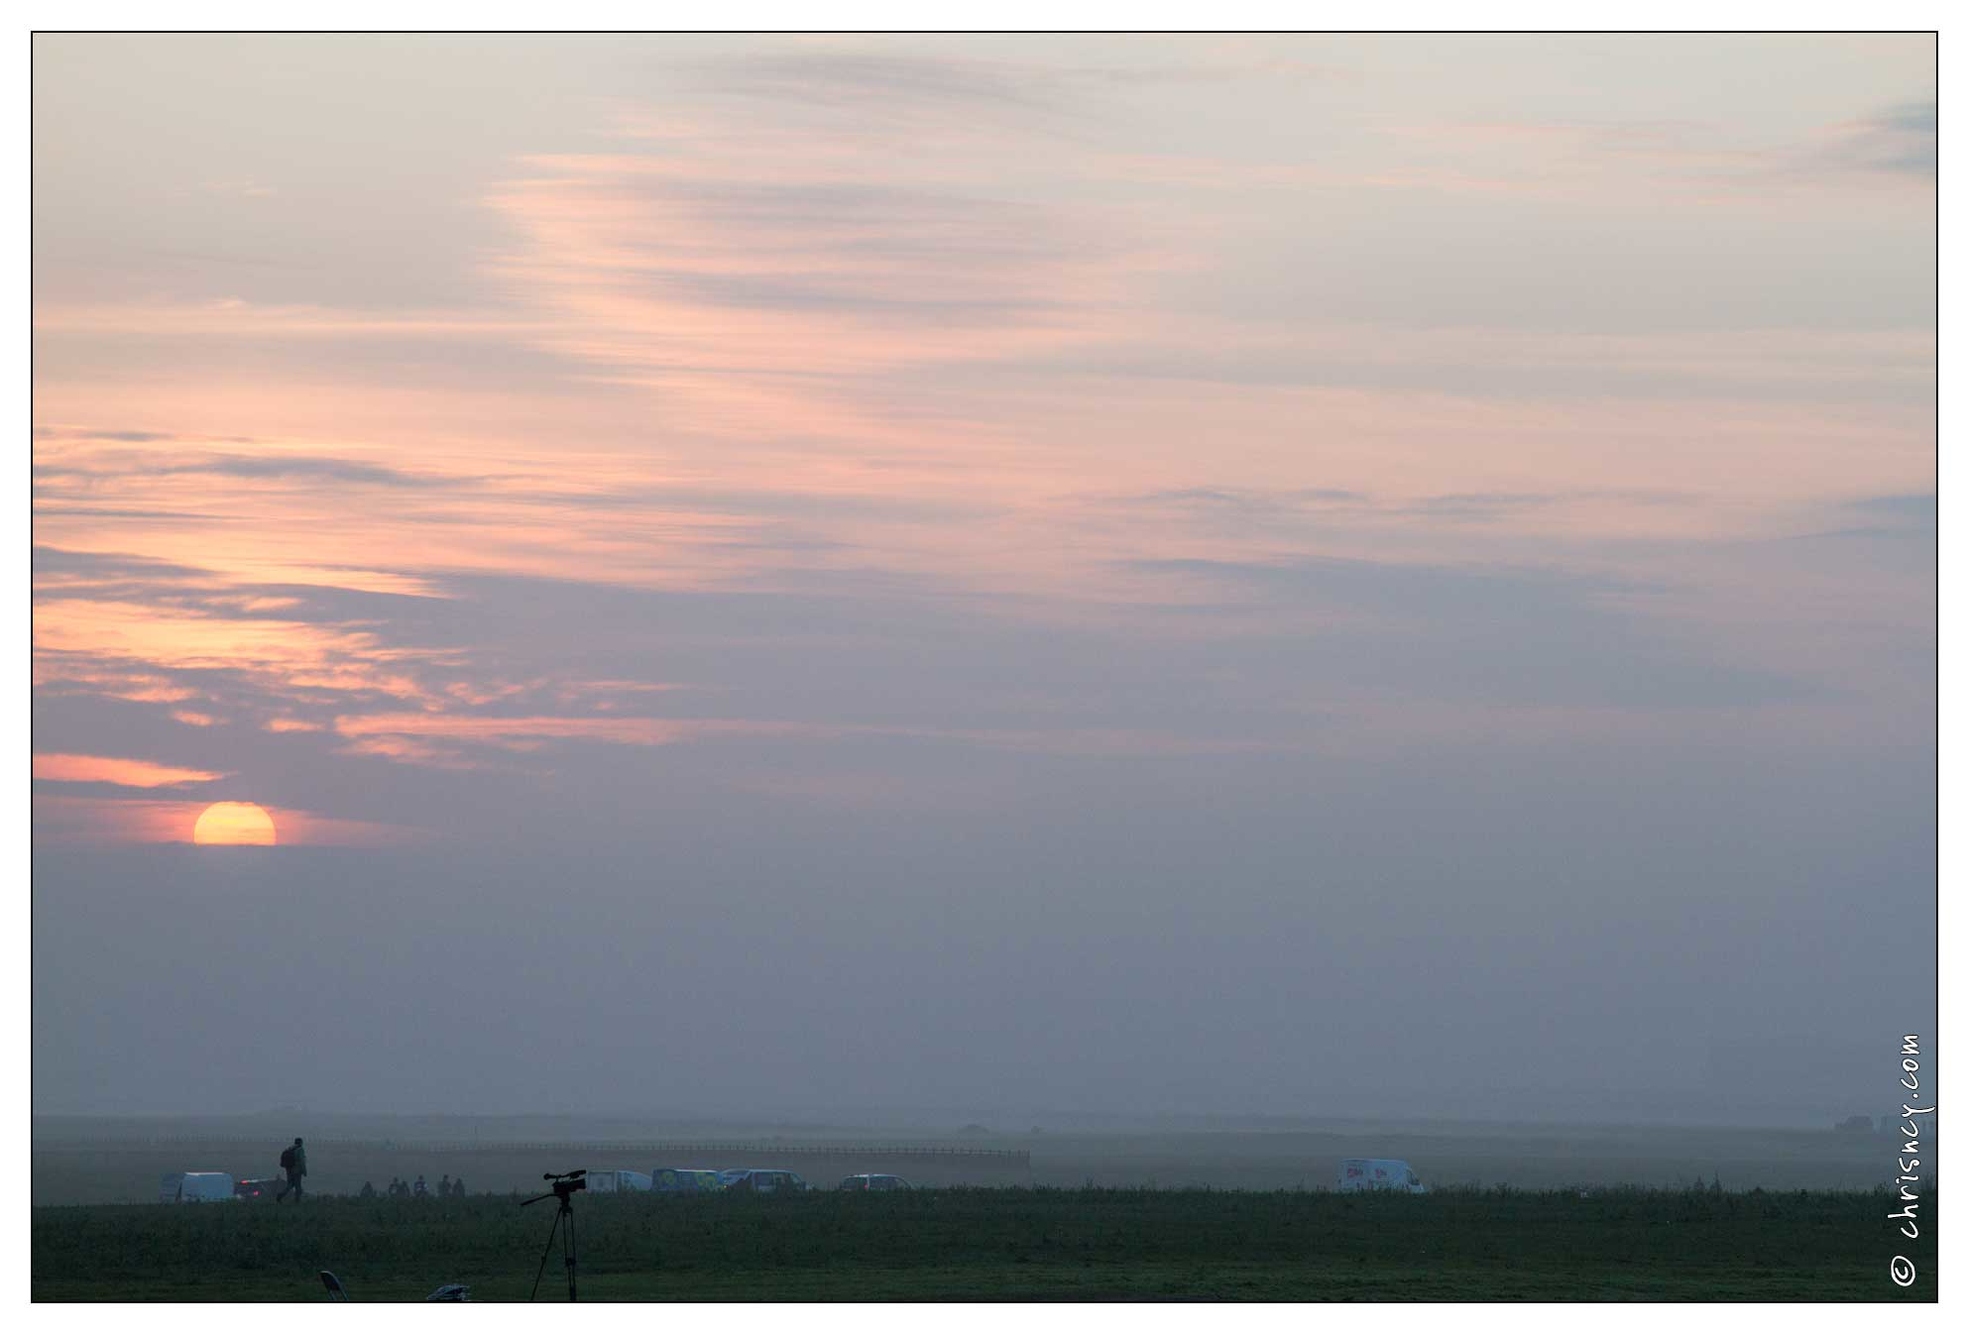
[317,1269,468,1302]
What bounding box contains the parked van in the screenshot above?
[1337,1159,1426,1193]
[839,1173,913,1191]
[651,1168,724,1194]
[584,1170,654,1193]
[717,1169,808,1193]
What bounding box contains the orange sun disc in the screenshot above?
[192,802,277,846]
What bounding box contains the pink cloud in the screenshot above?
[33,753,227,788]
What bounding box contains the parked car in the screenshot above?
[160,1172,234,1203]
[716,1169,808,1193]
[651,1168,725,1193]
[839,1174,913,1191]
[233,1177,281,1200]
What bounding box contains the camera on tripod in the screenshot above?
[537,1170,587,1201]
[520,1171,589,1301]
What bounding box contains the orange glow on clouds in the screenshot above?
[32,598,448,711]
[33,753,226,788]
[27,43,1936,844]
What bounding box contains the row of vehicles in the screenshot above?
[166,1161,1421,1202]
[600,1168,915,1193]
[159,1169,913,1203]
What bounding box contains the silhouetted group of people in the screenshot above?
[272,1134,471,1202]
[358,1173,467,1199]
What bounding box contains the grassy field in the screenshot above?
[32,1185,1937,1302]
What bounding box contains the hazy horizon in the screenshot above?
[33,35,1935,1130]
[24,1101,1911,1136]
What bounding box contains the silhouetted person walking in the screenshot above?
[276,1138,307,1202]
[414,1174,428,1198]
[451,1176,466,1198]
[359,1181,376,1199]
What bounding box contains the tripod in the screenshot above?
[520,1171,586,1301]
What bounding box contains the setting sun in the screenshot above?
[192,802,277,847]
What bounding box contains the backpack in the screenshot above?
[279,1147,296,1171]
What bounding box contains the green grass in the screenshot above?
[33,1186,1937,1302]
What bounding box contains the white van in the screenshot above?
[161,1172,236,1202]
[1337,1159,1426,1194]
[584,1169,654,1193]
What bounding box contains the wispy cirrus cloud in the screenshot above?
[36,449,465,489]
[485,154,1136,385]
[694,49,1061,119]
[331,709,1287,768]
[1373,100,1938,199]
[34,426,257,443]
[1791,101,1935,178]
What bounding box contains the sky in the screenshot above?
[31,34,1935,1126]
